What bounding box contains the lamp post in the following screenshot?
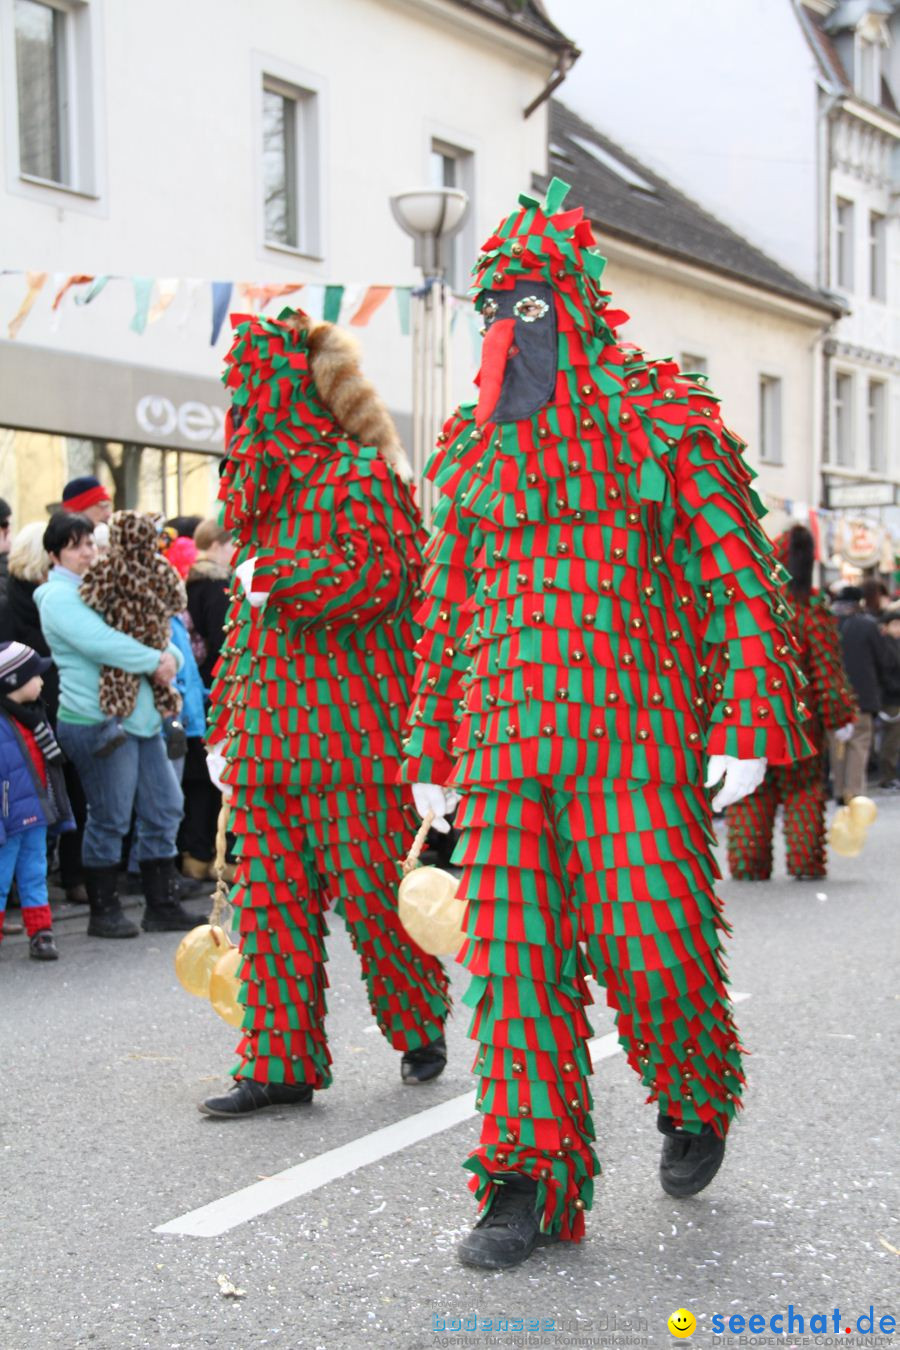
[390,187,469,522]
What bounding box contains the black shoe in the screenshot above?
[85,864,139,939]
[198,1079,314,1118]
[64,883,89,904]
[93,721,127,759]
[658,1114,726,1197]
[163,717,188,761]
[401,1033,447,1084]
[140,856,197,931]
[29,930,59,961]
[457,1173,560,1270]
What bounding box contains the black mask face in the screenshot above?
[475,279,558,426]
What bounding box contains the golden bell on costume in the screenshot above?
[174,923,234,999]
[398,865,466,958]
[208,945,244,1027]
[829,795,877,857]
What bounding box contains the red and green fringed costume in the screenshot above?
[726,528,856,880]
[209,311,449,1090]
[400,180,813,1241]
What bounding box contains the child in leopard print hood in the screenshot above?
[79,511,187,758]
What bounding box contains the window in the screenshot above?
[15,0,69,185]
[429,137,475,292]
[869,211,886,302]
[834,371,854,467]
[836,198,855,291]
[261,76,320,255]
[867,379,886,473]
[759,376,783,465]
[680,353,708,376]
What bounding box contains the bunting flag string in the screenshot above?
[0,269,472,343]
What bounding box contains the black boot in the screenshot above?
[401,1033,447,1085]
[457,1173,560,1270]
[199,1079,313,1118]
[85,864,139,939]
[29,930,59,960]
[658,1113,726,1197]
[140,857,197,932]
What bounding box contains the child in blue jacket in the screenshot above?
[0,641,75,960]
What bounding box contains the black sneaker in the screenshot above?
[199,1079,313,1118]
[658,1113,726,1197]
[457,1173,560,1270]
[401,1034,447,1084]
[29,930,59,961]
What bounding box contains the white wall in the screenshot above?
[545,0,822,282]
[0,0,555,412]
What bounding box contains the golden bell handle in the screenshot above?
[402,810,435,877]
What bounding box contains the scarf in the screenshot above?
[0,694,71,831]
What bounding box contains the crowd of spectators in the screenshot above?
[0,480,232,960]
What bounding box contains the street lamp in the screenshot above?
[390,187,470,519]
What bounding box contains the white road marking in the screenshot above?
[156,991,750,1237]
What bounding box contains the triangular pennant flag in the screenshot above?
[395,286,412,336]
[210,281,233,345]
[52,274,94,310]
[337,285,362,326]
[322,284,344,324]
[302,283,325,321]
[130,277,154,334]
[74,276,110,306]
[149,277,179,324]
[349,285,392,327]
[8,271,48,340]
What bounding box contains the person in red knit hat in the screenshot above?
[0,641,75,960]
[61,476,112,525]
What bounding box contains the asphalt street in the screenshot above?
[1,794,897,1350]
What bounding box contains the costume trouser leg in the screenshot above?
[779,756,827,878]
[230,784,449,1089]
[306,784,449,1053]
[725,772,780,880]
[457,779,744,1243]
[231,786,331,1088]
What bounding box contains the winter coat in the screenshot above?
[186,558,231,687]
[0,709,75,846]
[0,574,61,723]
[839,611,887,713]
[881,632,900,704]
[170,615,206,737]
[35,568,182,738]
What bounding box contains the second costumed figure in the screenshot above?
[403,180,812,1268]
[726,524,857,881]
[201,310,450,1118]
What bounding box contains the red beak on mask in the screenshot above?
[474,318,516,427]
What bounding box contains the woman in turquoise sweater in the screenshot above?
[35,513,192,939]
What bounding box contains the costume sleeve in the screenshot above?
[399,418,480,787]
[805,598,857,731]
[248,451,422,637]
[669,423,814,765]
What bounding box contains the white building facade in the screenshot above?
[0,0,575,523]
[549,0,900,565]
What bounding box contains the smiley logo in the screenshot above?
[668,1308,696,1338]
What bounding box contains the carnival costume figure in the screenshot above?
[726,524,856,881]
[200,311,450,1118]
[401,181,813,1267]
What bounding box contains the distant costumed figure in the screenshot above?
[402,180,812,1268]
[200,310,450,1119]
[726,524,857,880]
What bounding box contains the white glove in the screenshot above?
[705,755,767,812]
[412,782,459,835]
[235,556,267,609]
[205,741,232,798]
[834,723,855,743]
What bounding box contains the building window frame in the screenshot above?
[680,352,708,378]
[426,129,477,294]
[835,196,855,292]
[855,31,883,104]
[866,377,887,474]
[2,0,101,201]
[758,374,783,466]
[833,369,855,469]
[869,209,887,302]
[255,55,324,262]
